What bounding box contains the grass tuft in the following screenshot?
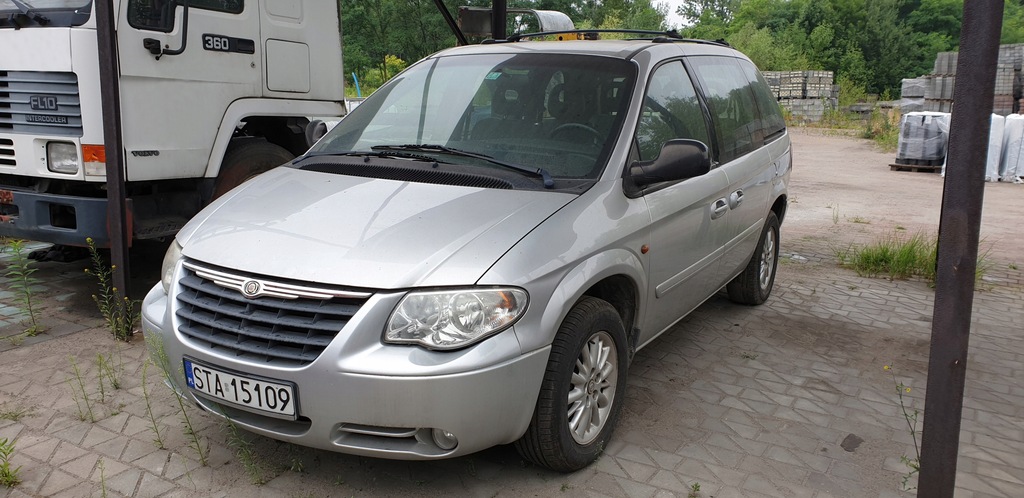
[835,231,990,283]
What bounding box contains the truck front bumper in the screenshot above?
[0,189,113,246]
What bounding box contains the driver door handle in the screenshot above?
[729,189,744,209]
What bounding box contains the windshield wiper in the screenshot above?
[297,149,437,162]
[7,0,49,26]
[371,144,555,189]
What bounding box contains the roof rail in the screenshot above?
[494,29,730,47]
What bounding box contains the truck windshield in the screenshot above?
[311,52,635,183]
[0,0,92,27]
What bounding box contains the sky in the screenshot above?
[661,0,686,30]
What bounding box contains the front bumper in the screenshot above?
[141,282,550,459]
[0,189,112,246]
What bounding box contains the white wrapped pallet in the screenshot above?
[898,112,950,162]
[1001,114,1024,182]
[986,114,1005,182]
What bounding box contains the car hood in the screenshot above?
[177,168,575,289]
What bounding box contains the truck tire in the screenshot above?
[212,139,295,199]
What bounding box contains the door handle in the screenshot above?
[729,190,744,209]
[711,198,728,219]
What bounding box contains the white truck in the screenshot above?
[0,0,345,246]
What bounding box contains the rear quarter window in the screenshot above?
[688,57,763,164]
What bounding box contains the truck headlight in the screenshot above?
[161,240,183,294]
[46,142,79,174]
[385,288,528,350]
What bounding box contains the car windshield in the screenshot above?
[311,52,635,183]
[0,0,91,27]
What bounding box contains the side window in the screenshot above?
[635,62,711,162]
[738,60,786,140]
[689,57,763,163]
[129,0,244,32]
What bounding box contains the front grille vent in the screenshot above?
[0,71,83,137]
[175,261,372,367]
[0,138,13,166]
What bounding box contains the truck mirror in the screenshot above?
[305,120,329,148]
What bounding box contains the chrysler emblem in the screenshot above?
[241,279,262,298]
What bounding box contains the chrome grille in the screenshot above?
[0,71,83,137]
[0,138,12,166]
[175,261,371,366]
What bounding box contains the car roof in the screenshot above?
[430,38,748,63]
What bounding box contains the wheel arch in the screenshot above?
[523,248,646,357]
[205,98,346,179]
[771,194,788,224]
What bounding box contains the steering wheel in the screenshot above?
[551,123,604,145]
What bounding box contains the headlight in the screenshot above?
[161,240,183,294]
[46,142,79,174]
[385,288,528,350]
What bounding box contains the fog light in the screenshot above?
[431,428,458,450]
[46,142,79,174]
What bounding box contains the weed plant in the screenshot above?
[140,361,165,448]
[85,238,139,342]
[863,108,900,152]
[0,437,21,487]
[0,405,31,422]
[3,239,42,337]
[224,421,268,485]
[66,356,96,422]
[884,365,920,490]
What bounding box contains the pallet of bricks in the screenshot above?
[762,70,836,123]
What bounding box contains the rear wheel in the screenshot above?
[727,211,780,305]
[515,297,628,472]
[212,139,294,199]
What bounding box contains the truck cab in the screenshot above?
[0,0,345,246]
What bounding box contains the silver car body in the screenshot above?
[143,39,791,460]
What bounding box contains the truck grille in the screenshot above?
[0,71,83,137]
[0,138,13,166]
[175,261,372,367]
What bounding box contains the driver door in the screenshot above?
[116,0,260,180]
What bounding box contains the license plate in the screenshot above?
[183,358,297,418]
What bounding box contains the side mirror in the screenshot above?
[305,119,329,148]
[629,139,711,189]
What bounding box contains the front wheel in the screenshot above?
[727,211,780,305]
[515,297,628,472]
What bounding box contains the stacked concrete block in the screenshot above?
[761,70,838,123]
[906,44,1024,116]
[804,70,834,98]
[900,78,927,112]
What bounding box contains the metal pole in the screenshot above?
[492,0,506,40]
[432,0,468,45]
[918,1,1003,496]
[94,0,132,298]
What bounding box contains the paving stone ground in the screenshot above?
[1,129,1022,497]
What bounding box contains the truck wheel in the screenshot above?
[515,297,628,472]
[727,211,780,305]
[212,139,294,199]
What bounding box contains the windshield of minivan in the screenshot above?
[0,0,91,27]
[311,53,635,184]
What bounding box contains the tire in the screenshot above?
[727,211,780,305]
[515,296,629,472]
[212,139,295,199]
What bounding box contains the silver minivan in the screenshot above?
[143,34,791,472]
